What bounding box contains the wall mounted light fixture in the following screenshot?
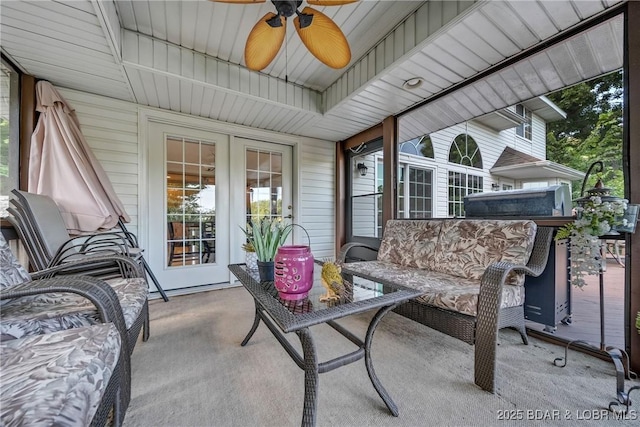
[491,183,500,191]
[356,162,368,177]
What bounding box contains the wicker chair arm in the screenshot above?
[479,226,554,309]
[35,253,145,280]
[475,226,556,381]
[337,242,379,263]
[1,275,132,413]
[0,276,128,350]
[522,226,554,277]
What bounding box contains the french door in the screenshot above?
[230,138,293,264]
[146,121,293,292]
[148,122,230,290]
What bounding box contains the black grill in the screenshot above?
[464,185,572,333]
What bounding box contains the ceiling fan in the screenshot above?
[212,0,358,71]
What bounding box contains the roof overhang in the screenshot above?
[473,108,526,132]
[490,160,585,181]
[521,96,567,122]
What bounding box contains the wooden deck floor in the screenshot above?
[526,256,626,350]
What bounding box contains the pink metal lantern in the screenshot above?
[274,245,314,300]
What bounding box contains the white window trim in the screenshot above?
[398,162,437,219]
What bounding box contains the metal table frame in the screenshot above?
[228,263,423,427]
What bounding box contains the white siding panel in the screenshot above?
[299,140,335,259]
[56,88,140,233]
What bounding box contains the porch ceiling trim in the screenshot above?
[121,31,323,115]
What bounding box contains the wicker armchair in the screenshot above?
[0,275,129,426]
[0,233,149,352]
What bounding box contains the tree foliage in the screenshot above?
[546,70,624,199]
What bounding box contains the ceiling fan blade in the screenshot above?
[307,0,359,5]
[294,7,351,69]
[245,13,286,71]
[209,0,266,4]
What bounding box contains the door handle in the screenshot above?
[285,214,293,219]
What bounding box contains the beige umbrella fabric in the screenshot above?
[28,81,130,235]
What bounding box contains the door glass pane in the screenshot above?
[246,149,284,226]
[351,149,383,238]
[166,136,216,267]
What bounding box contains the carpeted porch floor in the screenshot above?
[124,286,639,426]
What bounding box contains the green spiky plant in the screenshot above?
[240,218,292,262]
[636,311,640,335]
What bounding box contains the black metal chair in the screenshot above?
[8,189,168,301]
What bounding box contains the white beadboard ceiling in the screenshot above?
[0,0,626,142]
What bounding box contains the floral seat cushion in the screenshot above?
[0,234,32,306]
[433,220,537,285]
[0,277,147,341]
[377,220,442,269]
[344,261,524,317]
[0,323,120,427]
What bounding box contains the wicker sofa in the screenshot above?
[340,219,553,393]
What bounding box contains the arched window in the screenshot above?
[449,134,482,169]
[447,133,483,217]
[399,135,434,158]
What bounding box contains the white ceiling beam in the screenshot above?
[121,30,323,116]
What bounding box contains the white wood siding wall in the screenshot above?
[499,113,548,159]
[426,113,549,217]
[299,142,335,259]
[57,88,140,236]
[56,87,336,259]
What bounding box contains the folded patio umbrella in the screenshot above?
[28,81,130,234]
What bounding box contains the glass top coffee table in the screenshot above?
[228,261,422,427]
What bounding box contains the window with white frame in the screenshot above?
[398,135,434,158]
[1,59,20,218]
[516,104,532,140]
[449,133,483,168]
[448,172,483,217]
[448,133,483,217]
[398,164,433,219]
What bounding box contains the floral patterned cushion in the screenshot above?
[377,220,442,269]
[344,260,524,316]
[0,323,120,427]
[433,220,537,285]
[0,234,32,293]
[0,277,147,341]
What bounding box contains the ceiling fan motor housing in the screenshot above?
[272,1,303,18]
[269,0,314,29]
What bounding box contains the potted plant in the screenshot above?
[240,218,292,281]
[556,191,628,288]
[242,241,258,271]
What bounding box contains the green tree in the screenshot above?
[546,70,624,198]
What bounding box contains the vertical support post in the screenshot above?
[625,1,640,373]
